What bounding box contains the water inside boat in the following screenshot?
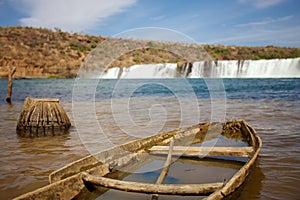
[79,129,249,200]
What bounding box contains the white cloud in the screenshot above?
[17,0,137,32]
[238,0,285,9]
[236,15,294,27]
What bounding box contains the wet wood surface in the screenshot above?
[82,172,224,196]
[148,146,254,157]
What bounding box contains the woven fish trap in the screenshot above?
[17,97,71,137]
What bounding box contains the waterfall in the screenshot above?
[181,63,191,77]
[189,61,216,78]
[101,67,120,79]
[99,58,300,79]
[213,58,300,78]
[214,60,239,78]
[120,63,177,79]
[188,61,204,78]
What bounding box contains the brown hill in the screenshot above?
[0,26,300,78]
[0,26,103,78]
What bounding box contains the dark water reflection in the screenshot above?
[239,159,265,200]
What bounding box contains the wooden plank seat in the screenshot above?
[148,146,254,157]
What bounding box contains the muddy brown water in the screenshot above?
[0,97,299,199]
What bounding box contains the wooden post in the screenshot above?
[151,139,174,200]
[6,66,16,103]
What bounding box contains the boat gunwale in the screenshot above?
[82,172,225,195]
[80,120,262,199]
[49,123,206,183]
[204,120,262,199]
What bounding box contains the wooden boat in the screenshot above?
[14,120,261,200]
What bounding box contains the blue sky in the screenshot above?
[0,0,299,47]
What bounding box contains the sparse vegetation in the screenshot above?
[0,26,299,78]
[0,26,103,78]
[47,75,60,79]
[203,45,300,60]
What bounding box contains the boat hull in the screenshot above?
[14,120,261,200]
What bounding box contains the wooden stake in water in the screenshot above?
[6,66,16,103]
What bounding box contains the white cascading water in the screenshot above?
[214,58,300,78]
[120,63,177,79]
[100,58,300,78]
[214,60,240,78]
[188,61,206,78]
[101,67,120,79]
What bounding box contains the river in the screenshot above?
[0,78,299,199]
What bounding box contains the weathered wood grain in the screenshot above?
[82,172,223,195]
[148,146,254,157]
